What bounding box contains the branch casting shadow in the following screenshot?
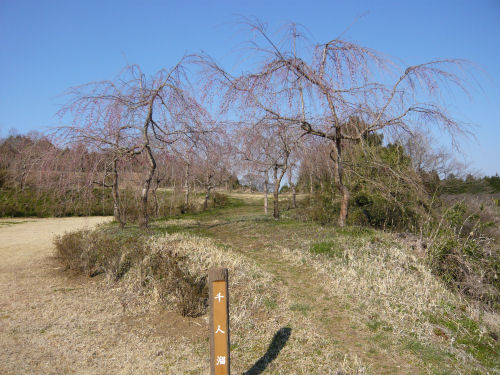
[243,327,292,375]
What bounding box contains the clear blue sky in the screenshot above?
[1,0,499,175]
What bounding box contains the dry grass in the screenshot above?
[267,230,498,372]
[119,232,370,374]
[157,194,499,374]
[51,218,372,373]
[4,195,499,374]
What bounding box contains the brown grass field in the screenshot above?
[0,193,499,374]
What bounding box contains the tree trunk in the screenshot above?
[111,158,125,227]
[264,177,268,215]
[332,138,349,227]
[19,165,27,190]
[184,162,190,206]
[203,187,211,210]
[273,165,280,219]
[203,174,213,211]
[338,185,350,227]
[169,165,174,217]
[288,166,296,208]
[140,144,156,228]
[309,170,314,194]
[152,176,160,218]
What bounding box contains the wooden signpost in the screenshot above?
[208,268,230,375]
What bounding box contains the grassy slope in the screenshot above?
[110,193,500,374]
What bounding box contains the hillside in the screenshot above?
[1,194,499,374]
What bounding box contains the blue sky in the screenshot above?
[1,0,499,175]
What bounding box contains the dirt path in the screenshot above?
[0,217,197,375]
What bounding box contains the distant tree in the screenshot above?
[192,130,232,210]
[485,174,500,193]
[238,119,300,219]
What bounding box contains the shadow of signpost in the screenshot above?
[242,327,292,375]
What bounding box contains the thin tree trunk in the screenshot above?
[309,170,314,194]
[332,138,349,227]
[338,185,349,226]
[152,175,160,218]
[169,165,174,217]
[264,177,268,215]
[111,158,125,227]
[203,174,213,210]
[203,186,211,210]
[184,162,190,206]
[19,165,27,190]
[140,144,156,228]
[288,166,296,208]
[273,165,280,219]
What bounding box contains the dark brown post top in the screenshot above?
[208,267,230,375]
[208,268,228,282]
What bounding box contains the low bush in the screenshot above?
[296,190,421,230]
[139,248,208,317]
[348,192,420,230]
[54,225,208,317]
[293,190,339,224]
[425,202,500,307]
[0,187,114,217]
[211,192,229,208]
[177,202,196,214]
[54,225,145,278]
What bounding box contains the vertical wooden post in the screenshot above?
[209,268,230,375]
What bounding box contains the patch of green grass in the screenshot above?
[370,332,391,349]
[0,220,34,226]
[367,347,378,355]
[365,317,392,332]
[162,224,191,235]
[404,338,453,364]
[425,312,500,369]
[309,240,344,258]
[366,319,382,332]
[264,297,277,310]
[290,303,312,316]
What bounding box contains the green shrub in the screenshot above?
[425,202,500,307]
[294,190,339,224]
[347,192,420,230]
[345,208,369,226]
[211,192,229,208]
[178,202,196,214]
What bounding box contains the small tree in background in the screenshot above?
[237,119,300,219]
